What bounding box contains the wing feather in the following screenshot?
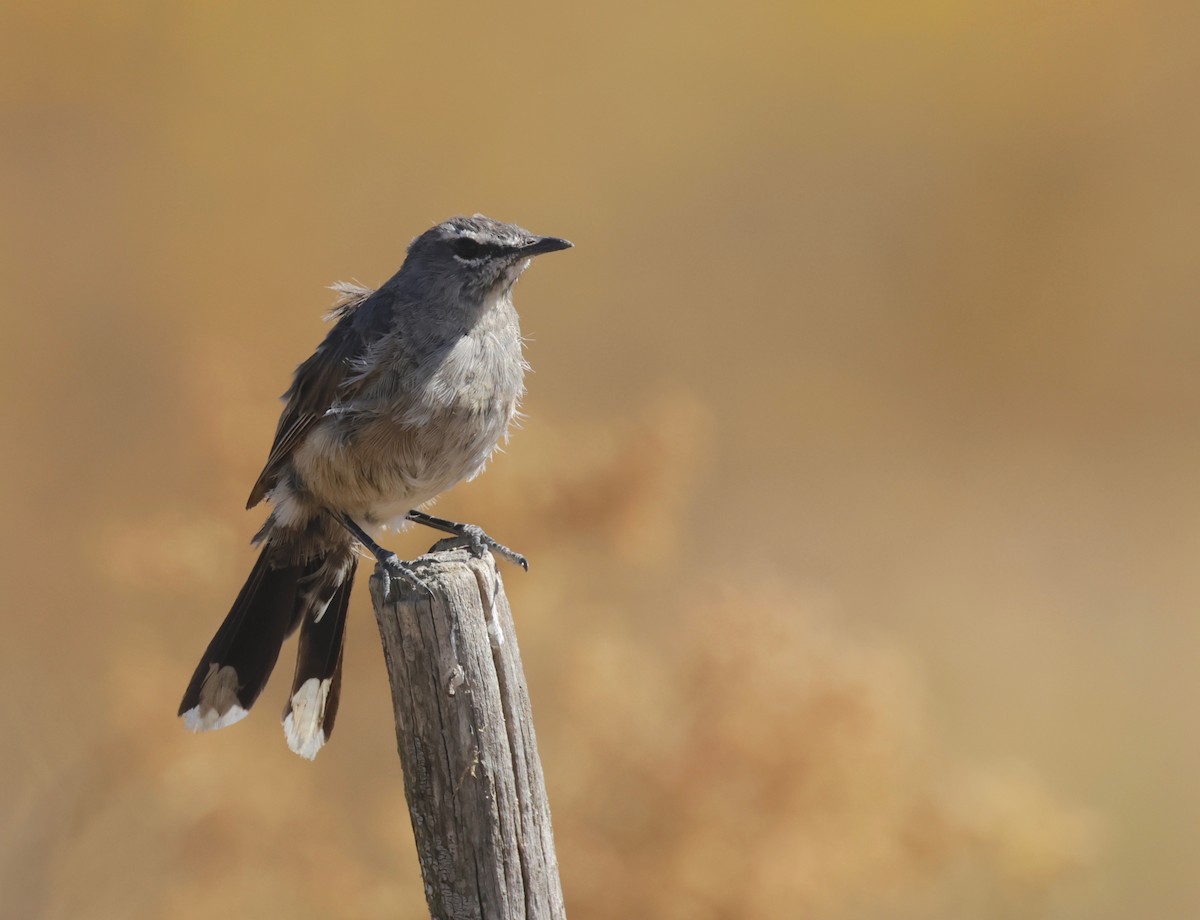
[246,284,389,509]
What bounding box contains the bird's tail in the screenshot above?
[282,555,358,759]
[178,536,357,758]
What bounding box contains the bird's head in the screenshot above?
[403,214,572,304]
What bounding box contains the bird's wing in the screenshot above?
[246,284,390,509]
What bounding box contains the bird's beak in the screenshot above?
[521,236,574,257]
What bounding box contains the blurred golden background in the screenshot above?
[2,2,1197,917]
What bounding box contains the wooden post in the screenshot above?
[369,547,566,920]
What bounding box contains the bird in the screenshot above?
[178,214,572,759]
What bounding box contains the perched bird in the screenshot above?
[178,215,572,759]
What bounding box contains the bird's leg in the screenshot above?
[406,510,529,571]
[337,514,430,593]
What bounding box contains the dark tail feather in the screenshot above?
[178,545,306,732]
[281,556,358,759]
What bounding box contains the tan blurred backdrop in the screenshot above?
[2,2,1198,918]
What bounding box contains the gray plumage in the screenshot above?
[179,214,572,758]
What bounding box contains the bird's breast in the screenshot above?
[293,312,526,522]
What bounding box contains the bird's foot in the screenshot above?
[376,553,431,597]
[406,510,528,571]
[455,524,529,572]
[338,513,433,596]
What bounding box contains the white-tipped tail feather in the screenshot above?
[181,664,250,731]
[282,677,332,760]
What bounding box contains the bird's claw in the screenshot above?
[378,553,432,596]
[460,524,529,571]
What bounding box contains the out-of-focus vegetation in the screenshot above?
[2,2,1197,918]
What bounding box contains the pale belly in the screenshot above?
[291,398,517,526]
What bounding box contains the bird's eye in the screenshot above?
[452,238,483,260]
